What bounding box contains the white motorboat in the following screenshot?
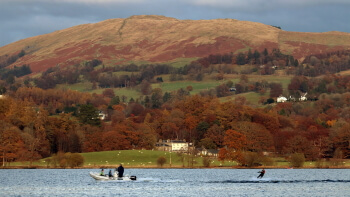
[89,172,137,181]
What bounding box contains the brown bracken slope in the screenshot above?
[1,15,350,73]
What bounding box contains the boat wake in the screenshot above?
[208,179,350,184]
[97,177,184,183]
[134,178,184,183]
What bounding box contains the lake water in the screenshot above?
[0,169,349,197]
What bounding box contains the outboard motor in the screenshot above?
[130,176,137,181]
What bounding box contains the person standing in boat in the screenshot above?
[100,169,104,176]
[117,164,124,177]
[257,168,265,179]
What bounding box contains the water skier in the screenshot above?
[257,168,265,179]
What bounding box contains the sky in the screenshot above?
[1,0,350,47]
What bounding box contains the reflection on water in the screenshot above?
[0,169,349,197]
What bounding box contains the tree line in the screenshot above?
[1,48,350,166]
[1,86,350,166]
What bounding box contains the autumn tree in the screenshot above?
[215,84,230,97]
[101,130,131,150]
[140,80,152,95]
[135,123,157,149]
[186,86,193,91]
[269,83,283,98]
[288,76,309,97]
[251,110,280,134]
[65,152,85,168]
[329,123,350,158]
[46,113,81,153]
[102,88,115,98]
[290,153,305,167]
[204,124,225,148]
[223,129,247,164]
[184,115,199,142]
[157,156,166,167]
[161,122,179,139]
[218,148,228,163]
[0,124,25,166]
[125,102,145,117]
[284,135,318,160]
[231,121,275,152]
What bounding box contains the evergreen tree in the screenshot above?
[289,56,295,66]
[253,50,260,60]
[163,92,171,103]
[110,96,120,105]
[0,86,6,94]
[247,49,253,63]
[236,53,246,65]
[294,59,299,67]
[6,74,15,84]
[151,92,162,109]
[263,48,269,56]
[18,50,25,57]
[144,95,151,108]
[77,104,101,126]
[196,121,210,140]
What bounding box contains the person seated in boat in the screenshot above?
[100,169,105,176]
[108,170,113,178]
[117,164,124,177]
[257,168,265,179]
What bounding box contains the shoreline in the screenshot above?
[2,165,350,169]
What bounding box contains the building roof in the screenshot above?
[155,143,171,147]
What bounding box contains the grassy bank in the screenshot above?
[9,150,236,168]
[7,150,350,169]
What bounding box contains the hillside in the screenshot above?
[1,15,350,73]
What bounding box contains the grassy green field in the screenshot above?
[152,80,223,95]
[9,150,350,169]
[80,150,234,168]
[10,150,237,168]
[56,82,93,92]
[112,71,140,77]
[164,57,198,68]
[219,92,265,105]
[218,74,292,105]
[224,74,292,89]
[90,88,142,100]
[55,72,293,106]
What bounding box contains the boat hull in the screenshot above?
[89,172,136,181]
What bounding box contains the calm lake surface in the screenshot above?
[0,169,349,197]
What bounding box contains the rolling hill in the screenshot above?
[1,15,350,73]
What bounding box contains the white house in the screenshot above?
[170,140,189,152]
[289,96,296,102]
[229,87,236,92]
[299,93,307,101]
[98,110,107,120]
[277,95,287,103]
[155,142,171,151]
[156,140,190,152]
[196,148,219,158]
